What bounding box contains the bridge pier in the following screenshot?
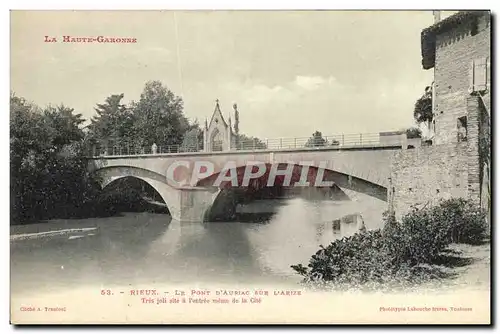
[97,173,220,223]
[171,187,221,223]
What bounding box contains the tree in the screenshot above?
[10,93,100,223]
[44,105,85,148]
[10,95,48,222]
[131,81,189,148]
[180,120,203,152]
[406,127,422,139]
[413,86,433,124]
[236,134,267,150]
[305,131,327,147]
[88,93,134,147]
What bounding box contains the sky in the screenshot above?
[10,10,456,139]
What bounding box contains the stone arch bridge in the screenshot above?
[89,144,405,222]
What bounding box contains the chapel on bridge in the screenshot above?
[203,99,239,152]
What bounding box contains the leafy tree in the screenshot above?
[10,93,100,223]
[88,93,134,147]
[10,95,48,222]
[131,81,189,148]
[180,120,203,152]
[406,127,422,139]
[305,131,327,147]
[236,134,267,150]
[413,86,433,124]
[44,105,85,148]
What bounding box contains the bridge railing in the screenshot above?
[90,132,405,157]
[90,143,200,157]
[238,133,383,151]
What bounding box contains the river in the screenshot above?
[11,196,386,298]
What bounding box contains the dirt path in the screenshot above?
[444,242,491,290]
[411,242,491,293]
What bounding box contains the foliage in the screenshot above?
[88,82,192,151]
[291,230,394,286]
[180,121,204,151]
[10,94,102,223]
[291,198,488,289]
[304,131,340,147]
[305,131,327,147]
[406,127,422,139]
[386,207,450,266]
[331,138,340,146]
[433,198,488,244]
[10,79,222,224]
[413,86,433,124]
[87,93,135,146]
[131,81,189,148]
[9,80,217,223]
[236,134,267,150]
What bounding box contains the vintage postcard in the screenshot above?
[9,10,491,325]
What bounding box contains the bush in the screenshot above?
[435,198,488,244]
[292,198,488,288]
[292,230,394,287]
[386,207,450,266]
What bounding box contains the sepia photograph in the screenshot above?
[9,9,491,325]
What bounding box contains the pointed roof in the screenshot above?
[208,99,229,129]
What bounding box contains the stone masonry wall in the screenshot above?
[466,96,481,203]
[433,14,490,145]
[389,143,468,220]
[479,98,491,226]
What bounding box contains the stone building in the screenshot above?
[389,11,491,223]
[422,11,491,145]
[203,100,237,152]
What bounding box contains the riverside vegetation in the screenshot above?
[291,198,489,290]
[10,81,195,224]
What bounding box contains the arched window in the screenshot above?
[211,128,223,151]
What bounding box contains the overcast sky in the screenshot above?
[10,11,456,139]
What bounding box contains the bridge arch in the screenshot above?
[94,166,178,215]
[194,163,387,202]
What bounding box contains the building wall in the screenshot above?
[390,13,492,221]
[467,95,491,225]
[389,143,469,219]
[433,14,491,145]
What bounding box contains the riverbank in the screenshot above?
[415,242,491,293]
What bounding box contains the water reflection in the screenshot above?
[11,196,386,297]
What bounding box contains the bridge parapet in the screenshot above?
[90,145,400,194]
[88,132,410,158]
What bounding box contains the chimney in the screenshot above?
[433,11,441,23]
